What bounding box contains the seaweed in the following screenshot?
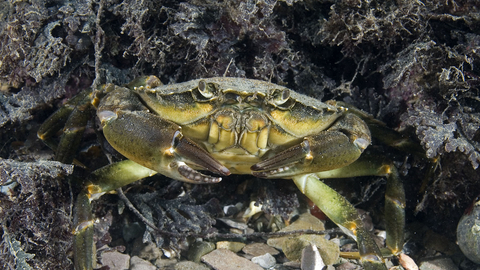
[128,184,222,249]
[0,159,74,269]
[1,0,480,268]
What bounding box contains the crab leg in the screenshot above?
[37,89,94,164]
[73,160,158,270]
[293,157,405,270]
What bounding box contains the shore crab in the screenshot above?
[38,76,407,270]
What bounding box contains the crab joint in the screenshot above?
[73,220,95,235]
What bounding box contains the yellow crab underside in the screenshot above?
[38,76,406,270]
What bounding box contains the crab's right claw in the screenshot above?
[98,107,229,184]
[251,113,371,178]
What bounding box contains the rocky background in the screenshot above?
[1,0,479,269]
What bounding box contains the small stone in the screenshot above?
[201,249,263,270]
[251,253,276,269]
[267,212,325,249]
[188,241,216,263]
[419,257,458,270]
[155,258,178,268]
[100,250,130,270]
[283,261,301,268]
[266,213,338,265]
[398,253,418,270]
[242,243,280,257]
[282,235,339,265]
[175,261,210,270]
[131,238,163,261]
[335,261,359,270]
[301,243,325,270]
[223,204,241,216]
[424,230,459,255]
[216,241,246,253]
[217,218,250,230]
[130,256,156,270]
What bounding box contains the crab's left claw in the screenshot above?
[252,113,371,178]
[97,86,230,184]
[100,110,230,183]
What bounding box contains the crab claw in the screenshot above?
[98,105,230,184]
[252,114,371,178]
[172,131,231,182]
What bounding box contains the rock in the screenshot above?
[424,230,459,256]
[336,261,359,270]
[267,212,325,249]
[281,235,339,265]
[242,243,280,257]
[155,258,178,268]
[175,261,210,270]
[266,212,338,265]
[283,261,301,268]
[398,253,419,270]
[201,249,263,270]
[188,241,216,263]
[419,257,458,270]
[100,250,130,270]
[301,243,325,270]
[457,200,480,264]
[131,238,163,261]
[251,253,276,268]
[130,256,156,270]
[216,241,246,253]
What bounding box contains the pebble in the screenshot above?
[419,257,458,270]
[188,241,216,263]
[398,253,419,270]
[267,212,325,249]
[301,243,325,270]
[242,242,280,257]
[335,261,359,270]
[155,258,178,268]
[175,261,210,270]
[266,212,339,265]
[131,237,163,261]
[457,200,480,264]
[216,241,246,253]
[201,249,263,270]
[251,253,276,268]
[130,256,156,270]
[424,230,459,256]
[100,250,130,270]
[283,235,339,265]
[283,261,301,268]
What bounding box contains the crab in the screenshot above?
[38,76,408,270]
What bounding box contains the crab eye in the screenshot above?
[192,80,217,101]
[272,89,295,109]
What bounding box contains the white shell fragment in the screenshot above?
[398,253,418,270]
[252,253,276,269]
[301,243,325,270]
